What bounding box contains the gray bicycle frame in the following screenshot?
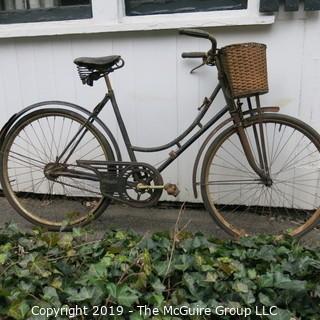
[57,54,273,185]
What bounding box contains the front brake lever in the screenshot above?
[190,62,205,74]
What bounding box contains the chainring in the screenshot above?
[121,163,163,207]
[88,161,163,207]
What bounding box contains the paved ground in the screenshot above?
[0,197,319,247]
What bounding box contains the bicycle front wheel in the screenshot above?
[0,108,114,230]
[201,113,320,237]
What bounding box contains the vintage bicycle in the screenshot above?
[0,29,319,237]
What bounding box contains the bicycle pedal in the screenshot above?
[164,183,180,197]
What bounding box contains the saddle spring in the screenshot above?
[77,66,102,87]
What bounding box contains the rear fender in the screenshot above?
[192,106,280,198]
[0,100,122,161]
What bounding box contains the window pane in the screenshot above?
[125,0,248,16]
[0,0,90,11]
[0,0,92,23]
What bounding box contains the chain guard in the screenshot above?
[77,161,163,208]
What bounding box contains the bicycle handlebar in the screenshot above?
[179,28,217,53]
[181,52,207,59]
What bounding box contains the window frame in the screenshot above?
[0,0,274,39]
[0,2,92,24]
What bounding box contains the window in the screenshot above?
[125,0,248,16]
[0,1,274,38]
[0,0,92,24]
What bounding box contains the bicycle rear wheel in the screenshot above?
[201,113,320,237]
[0,108,114,230]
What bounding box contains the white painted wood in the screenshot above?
[42,0,54,8]
[92,0,119,24]
[0,6,319,204]
[15,0,26,10]
[28,0,40,9]
[0,0,274,39]
[3,0,15,10]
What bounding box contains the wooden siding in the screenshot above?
[0,14,319,202]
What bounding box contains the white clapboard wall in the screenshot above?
[0,13,319,203]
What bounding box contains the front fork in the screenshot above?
[232,96,271,183]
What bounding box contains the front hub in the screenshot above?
[264,177,273,187]
[44,163,66,180]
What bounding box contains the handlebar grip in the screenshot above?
[179,28,211,39]
[179,28,217,53]
[181,52,206,59]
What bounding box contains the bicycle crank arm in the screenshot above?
[137,183,164,190]
[137,183,180,197]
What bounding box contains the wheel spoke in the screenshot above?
[3,110,110,229]
[203,116,320,237]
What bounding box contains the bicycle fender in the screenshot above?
[0,113,18,151]
[192,106,280,198]
[0,100,122,161]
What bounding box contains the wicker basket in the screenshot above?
[219,43,269,99]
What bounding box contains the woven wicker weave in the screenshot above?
[219,43,268,99]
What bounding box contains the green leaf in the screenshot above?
[247,269,257,280]
[154,261,169,276]
[0,243,12,253]
[87,261,109,280]
[314,284,320,297]
[29,257,52,278]
[18,281,34,293]
[0,224,320,320]
[0,253,7,265]
[258,273,274,288]
[151,278,166,292]
[205,272,218,283]
[266,308,293,320]
[130,313,145,320]
[274,272,307,292]
[174,254,193,271]
[7,301,30,320]
[233,281,249,293]
[107,284,139,307]
[43,286,60,305]
[259,292,273,306]
[146,292,164,307]
[57,234,73,249]
[67,287,93,302]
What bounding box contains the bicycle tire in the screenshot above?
[201,113,320,237]
[0,108,114,231]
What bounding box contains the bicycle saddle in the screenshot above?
[74,55,121,71]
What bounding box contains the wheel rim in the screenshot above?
[203,116,320,237]
[2,111,109,228]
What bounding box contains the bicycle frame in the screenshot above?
[56,55,278,190]
[104,74,228,173]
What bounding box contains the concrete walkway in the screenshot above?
[0,197,319,246]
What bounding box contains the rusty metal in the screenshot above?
[77,160,163,207]
[164,183,180,197]
[169,150,177,159]
[136,183,165,190]
[191,106,280,198]
[136,182,180,198]
[289,208,320,237]
[3,28,320,238]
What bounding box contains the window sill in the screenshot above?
[0,11,274,39]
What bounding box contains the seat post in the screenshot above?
[104,74,113,93]
[104,73,137,162]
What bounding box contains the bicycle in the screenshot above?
[1,29,320,237]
